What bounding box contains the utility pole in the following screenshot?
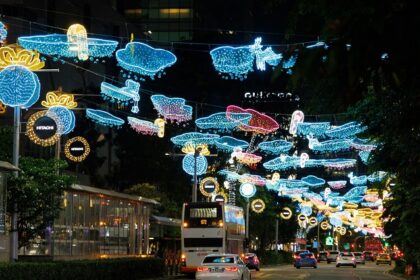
[10,107,20,261]
[275,218,279,252]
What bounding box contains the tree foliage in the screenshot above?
[7,157,75,249]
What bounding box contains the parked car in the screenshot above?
[327,250,340,263]
[295,252,317,269]
[293,250,310,267]
[242,253,260,271]
[336,252,357,268]
[353,252,365,264]
[196,254,251,280]
[376,253,392,265]
[317,251,328,262]
[363,251,375,261]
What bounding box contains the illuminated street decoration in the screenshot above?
[320,221,330,230]
[218,169,242,182]
[308,217,318,226]
[127,116,159,136]
[282,54,298,74]
[47,105,76,135]
[0,45,45,70]
[239,174,266,187]
[182,143,210,156]
[239,183,256,198]
[215,136,249,152]
[251,199,266,213]
[41,89,77,109]
[348,173,367,186]
[359,151,370,164]
[0,102,5,114]
[301,175,325,187]
[327,180,347,190]
[310,139,352,153]
[351,138,377,151]
[0,65,40,108]
[101,79,140,113]
[116,42,177,79]
[0,22,7,43]
[171,132,219,146]
[300,153,309,168]
[86,108,124,127]
[300,205,313,216]
[26,110,60,146]
[210,37,281,80]
[195,112,252,131]
[199,177,219,197]
[231,148,262,166]
[226,105,279,134]
[367,171,387,183]
[280,207,292,219]
[258,140,293,155]
[182,154,208,176]
[64,136,90,162]
[323,158,357,170]
[297,122,330,137]
[289,110,304,135]
[325,122,366,139]
[306,41,328,49]
[67,24,88,61]
[18,27,118,61]
[151,94,192,123]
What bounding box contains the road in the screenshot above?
[173,262,399,280]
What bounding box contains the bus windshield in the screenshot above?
[184,203,223,228]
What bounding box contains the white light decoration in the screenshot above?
[116,42,177,79]
[86,108,124,127]
[151,94,192,123]
[289,110,304,135]
[297,122,330,138]
[214,136,249,152]
[170,132,220,146]
[239,183,256,198]
[310,139,352,153]
[195,112,252,132]
[101,79,140,113]
[127,116,160,136]
[327,181,347,190]
[300,152,309,168]
[67,24,89,61]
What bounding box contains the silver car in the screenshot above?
[353,252,365,264]
[327,250,340,263]
[196,254,251,280]
[336,252,357,268]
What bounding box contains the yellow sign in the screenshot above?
[199,177,219,197]
[41,89,78,109]
[251,199,265,213]
[280,207,292,220]
[0,44,45,70]
[64,136,90,162]
[309,217,318,226]
[320,221,330,230]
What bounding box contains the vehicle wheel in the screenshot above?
[296,266,301,269]
[328,261,331,264]
[256,267,260,271]
[353,265,357,268]
[376,263,379,265]
[336,264,340,267]
[314,266,317,269]
[389,263,392,266]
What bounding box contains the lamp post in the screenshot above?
[192,147,202,203]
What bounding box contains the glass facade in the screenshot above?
[51,185,155,258]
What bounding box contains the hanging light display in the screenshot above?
[226,105,279,135]
[151,94,192,123]
[41,89,77,109]
[0,44,45,71]
[301,175,326,187]
[181,143,210,156]
[325,121,366,139]
[0,102,6,114]
[310,139,352,153]
[0,22,7,44]
[258,139,293,155]
[64,136,90,162]
[170,132,220,146]
[182,154,208,176]
[289,110,304,135]
[101,79,140,113]
[0,65,40,108]
[26,110,61,146]
[127,116,160,136]
[46,105,76,135]
[18,24,118,61]
[214,136,249,152]
[195,112,252,132]
[86,108,124,127]
[116,42,177,79]
[320,221,330,230]
[296,122,330,138]
[327,180,347,190]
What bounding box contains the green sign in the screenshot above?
[343,243,350,250]
[326,236,334,246]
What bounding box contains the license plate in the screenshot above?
[210,268,224,273]
[342,257,349,260]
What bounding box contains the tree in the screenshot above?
[7,157,75,249]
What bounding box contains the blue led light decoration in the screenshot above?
[0,65,40,108]
[300,205,313,216]
[182,154,208,176]
[46,105,75,135]
[18,33,118,62]
[116,42,177,79]
[310,139,352,153]
[301,175,326,187]
[258,140,293,155]
[297,122,330,137]
[282,54,298,74]
[195,112,252,132]
[0,22,7,44]
[351,138,377,151]
[325,122,367,139]
[214,136,249,152]
[171,132,220,147]
[101,79,140,113]
[210,37,282,80]
[359,151,370,165]
[151,94,192,123]
[86,108,124,127]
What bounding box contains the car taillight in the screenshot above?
[197,267,209,272]
[337,257,340,261]
[352,257,355,261]
[310,255,315,259]
[225,266,239,272]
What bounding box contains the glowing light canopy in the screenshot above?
[0,22,7,43]
[170,132,220,146]
[86,108,124,127]
[297,122,330,137]
[258,140,293,155]
[325,122,366,139]
[0,45,45,71]
[182,154,208,176]
[116,42,177,79]
[127,116,160,136]
[214,136,249,152]
[101,79,140,113]
[301,175,326,187]
[195,112,252,132]
[327,181,347,190]
[226,105,279,134]
[310,139,352,153]
[41,89,77,109]
[151,94,192,123]
[0,65,40,108]
[46,105,76,135]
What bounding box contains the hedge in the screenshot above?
[258,250,293,265]
[0,257,164,280]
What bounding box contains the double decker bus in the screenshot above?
[180,202,245,273]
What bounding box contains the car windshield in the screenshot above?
[364,252,372,255]
[341,252,353,256]
[300,253,313,258]
[330,251,339,254]
[203,256,235,264]
[320,252,327,255]
[354,253,362,256]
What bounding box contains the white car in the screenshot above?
[196,254,251,280]
[336,252,357,268]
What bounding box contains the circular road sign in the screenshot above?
[199,177,219,197]
[239,183,256,198]
[251,199,265,213]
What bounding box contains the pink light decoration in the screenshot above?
[226,105,279,134]
[233,150,263,166]
[327,180,347,190]
[239,174,266,186]
[127,117,158,136]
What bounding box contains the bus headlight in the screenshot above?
[218,221,224,227]
[183,222,188,227]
